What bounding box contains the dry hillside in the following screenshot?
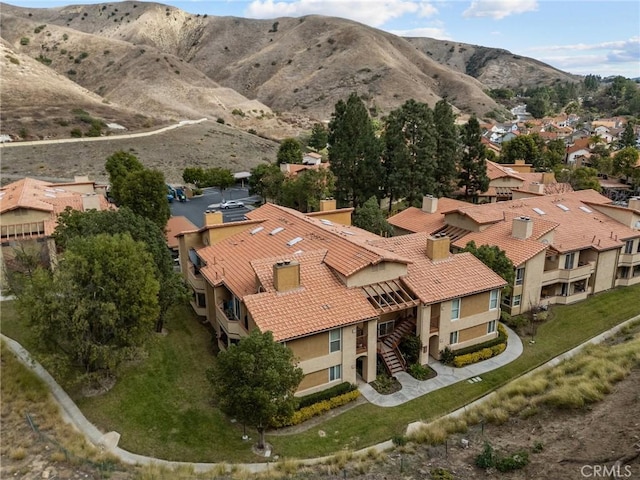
[0,0,580,144]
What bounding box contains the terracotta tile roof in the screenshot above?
[451,213,558,266]
[370,234,507,304]
[387,198,470,234]
[244,250,378,341]
[444,190,639,253]
[166,216,198,249]
[486,161,524,181]
[197,203,411,298]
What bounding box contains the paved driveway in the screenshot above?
[169,187,261,227]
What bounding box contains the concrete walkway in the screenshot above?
[359,325,523,407]
[2,316,638,474]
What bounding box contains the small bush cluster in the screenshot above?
[231,108,245,117]
[475,443,529,472]
[442,324,508,366]
[36,54,52,65]
[20,37,30,46]
[453,343,506,368]
[34,24,47,34]
[407,363,434,380]
[273,389,360,427]
[297,381,356,409]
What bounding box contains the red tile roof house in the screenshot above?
[0,177,112,289]
[389,192,640,316]
[176,200,506,394]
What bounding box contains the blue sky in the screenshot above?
[8,1,640,78]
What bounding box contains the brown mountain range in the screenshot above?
[0,1,578,141]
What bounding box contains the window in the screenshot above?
[564,252,575,269]
[487,320,497,334]
[624,240,633,254]
[329,329,341,353]
[513,295,522,307]
[378,320,394,337]
[232,296,241,320]
[195,292,206,308]
[489,290,499,310]
[515,267,525,286]
[329,364,341,382]
[451,298,460,320]
[449,331,459,345]
[637,241,640,253]
[561,283,569,296]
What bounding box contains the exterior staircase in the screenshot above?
[378,316,417,375]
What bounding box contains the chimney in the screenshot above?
[628,196,640,211]
[204,210,224,226]
[512,216,533,239]
[426,233,450,261]
[273,260,300,292]
[528,182,544,194]
[541,172,555,184]
[421,195,438,214]
[81,193,101,211]
[319,199,337,212]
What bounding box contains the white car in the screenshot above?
[220,200,244,209]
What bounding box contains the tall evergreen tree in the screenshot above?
[458,117,489,200]
[328,93,383,208]
[383,99,436,209]
[620,122,636,148]
[105,150,144,204]
[308,123,328,151]
[433,100,460,197]
[119,169,171,230]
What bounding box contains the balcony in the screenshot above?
[543,286,592,305]
[189,299,206,318]
[356,334,368,354]
[187,264,205,291]
[215,302,243,337]
[619,252,640,267]
[542,262,594,286]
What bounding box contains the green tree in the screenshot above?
[277,138,303,165]
[583,74,600,92]
[328,93,383,208]
[53,207,188,332]
[383,99,436,209]
[613,147,640,185]
[119,169,171,229]
[500,135,542,167]
[620,122,636,148]
[308,123,328,151]
[17,233,159,381]
[541,139,566,170]
[105,150,143,204]
[567,167,602,192]
[433,99,460,197]
[206,167,235,195]
[352,196,394,237]
[462,241,515,296]
[279,168,336,213]
[248,163,285,203]
[182,167,207,187]
[208,329,303,449]
[458,117,489,199]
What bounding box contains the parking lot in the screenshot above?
[169,186,261,227]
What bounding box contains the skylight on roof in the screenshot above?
[579,206,593,214]
[532,207,546,215]
[270,227,285,235]
[54,188,65,192]
[45,189,56,193]
[287,237,303,247]
[320,219,333,226]
[556,204,570,212]
[294,250,303,255]
[250,226,264,235]
[341,230,355,236]
[44,193,56,198]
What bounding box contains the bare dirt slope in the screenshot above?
[0,120,279,184]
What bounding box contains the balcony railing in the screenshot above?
[187,264,205,291]
[215,302,243,337]
[189,299,207,317]
[542,261,594,285]
[619,252,640,267]
[356,334,367,354]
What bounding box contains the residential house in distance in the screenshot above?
[177,200,506,394]
[0,176,112,289]
[389,192,640,315]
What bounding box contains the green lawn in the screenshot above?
[2,284,639,463]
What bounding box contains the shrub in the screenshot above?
[36,54,52,65]
[297,382,356,409]
[453,343,506,368]
[439,346,455,365]
[391,434,407,446]
[532,441,544,453]
[496,451,529,472]
[67,69,77,75]
[62,33,68,41]
[247,128,257,135]
[231,108,245,117]
[7,55,19,65]
[34,25,46,34]
[20,37,30,45]
[70,128,82,137]
[407,363,434,380]
[399,334,421,364]
[273,390,360,427]
[475,443,496,469]
[216,117,225,124]
[430,468,454,480]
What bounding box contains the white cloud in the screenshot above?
[244,0,435,27]
[389,26,450,39]
[463,0,538,20]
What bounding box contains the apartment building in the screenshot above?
[389,192,640,315]
[177,200,505,395]
[0,177,112,288]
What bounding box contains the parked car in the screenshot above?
[220,200,244,209]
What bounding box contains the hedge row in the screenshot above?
[273,390,361,427]
[452,324,508,358]
[296,381,356,409]
[453,343,506,368]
